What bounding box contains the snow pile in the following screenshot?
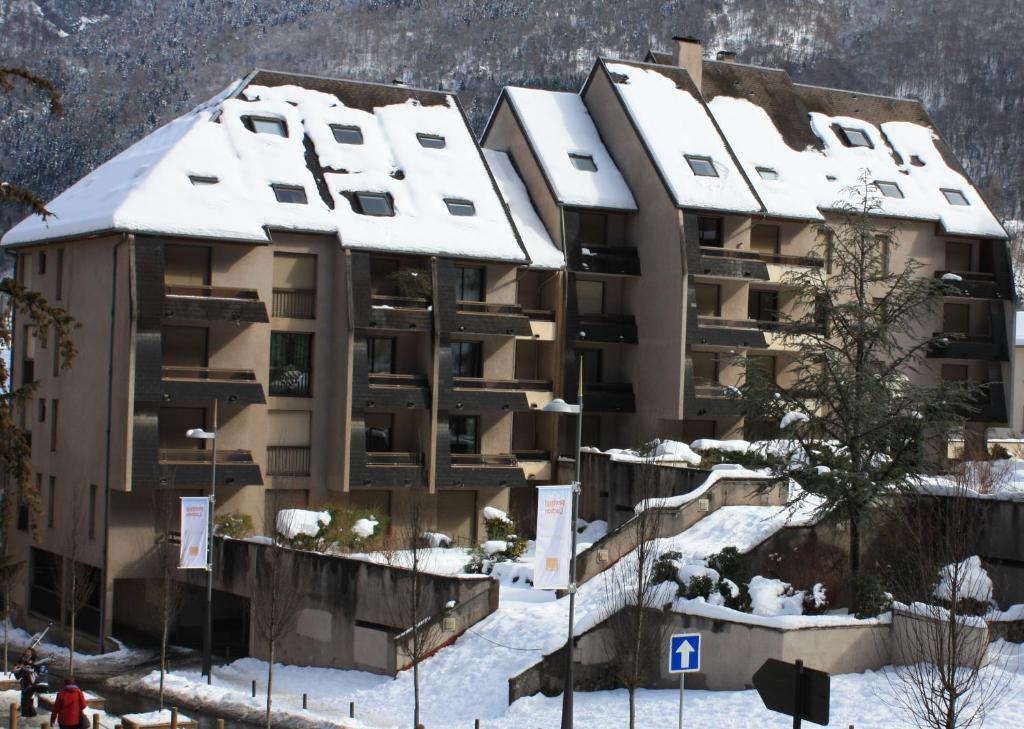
[351,516,379,539]
[276,509,331,539]
[893,601,988,629]
[779,411,809,429]
[503,87,637,211]
[600,439,701,466]
[634,465,773,512]
[605,62,761,213]
[123,710,194,725]
[575,519,608,550]
[481,540,509,556]
[422,532,453,548]
[933,556,993,604]
[482,506,513,524]
[748,576,805,617]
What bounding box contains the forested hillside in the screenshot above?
[2,0,1022,238]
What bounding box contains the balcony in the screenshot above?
[161,366,266,404]
[573,314,638,344]
[362,373,430,410]
[522,308,557,341]
[352,451,426,488]
[690,314,771,348]
[967,383,1008,423]
[927,332,1007,361]
[441,452,527,488]
[453,300,532,337]
[267,445,311,477]
[568,245,641,276]
[933,271,1001,299]
[685,370,744,418]
[363,295,433,332]
[272,288,316,319]
[583,382,635,413]
[443,377,553,412]
[158,448,263,488]
[515,450,553,481]
[163,285,269,323]
[697,247,821,279]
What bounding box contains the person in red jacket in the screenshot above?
[50,676,88,729]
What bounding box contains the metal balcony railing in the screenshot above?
[161,366,258,382]
[371,294,431,310]
[267,446,311,477]
[523,308,556,321]
[452,377,552,391]
[158,448,256,465]
[700,246,823,267]
[368,373,429,387]
[451,453,519,467]
[366,451,423,466]
[456,300,525,316]
[166,284,261,301]
[513,449,551,462]
[272,288,316,319]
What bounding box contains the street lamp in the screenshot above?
[542,362,584,729]
[186,406,217,686]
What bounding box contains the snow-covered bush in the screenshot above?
[852,572,893,618]
[652,551,683,585]
[464,507,527,574]
[932,556,993,616]
[280,505,388,553]
[681,573,715,600]
[748,576,805,616]
[215,512,254,539]
[802,583,829,615]
[696,447,773,471]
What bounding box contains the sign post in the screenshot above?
[752,658,831,728]
[668,633,701,729]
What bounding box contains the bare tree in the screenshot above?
[599,447,669,728]
[153,493,185,709]
[882,465,1016,729]
[63,489,98,675]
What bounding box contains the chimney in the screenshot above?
[672,35,704,90]
[716,50,737,63]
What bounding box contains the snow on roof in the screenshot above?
[482,149,565,269]
[503,87,636,211]
[707,96,1006,237]
[603,62,762,214]
[4,79,530,263]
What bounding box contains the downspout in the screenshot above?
[98,233,129,652]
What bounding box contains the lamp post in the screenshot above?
[186,400,217,685]
[542,361,584,729]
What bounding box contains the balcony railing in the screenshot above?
[267,446,311,477]
[272,288,316,319]
[269,366,311,397]
[697,316,785,331]
[570,245,641,276]
[513,449,550,462]
[934,270,995,281]
[158,448,256,465]
[693,379,741,399]
[700,246,823,268]
[366,451,423,466]
[456,300,524,316]
[453,377,552,391]
[523,308,556,321]
[167,284,260,301]
[368,373,429,387]
[451,453,519,467]
[371,294,431,310]
[162,366,258,382]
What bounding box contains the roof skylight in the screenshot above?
[243,116,287,137]
[685,155,718,178]
[756,166,779,181]
[189,175,219,186]
[837,126,872,148]
[874,181,905,199]
[416,133,446,149]
[353,192,394,216]
[271,185,308,204]
[569,153,598,172]
[941,189,970,206]
[331,125,364,145]
[445,199,476,217]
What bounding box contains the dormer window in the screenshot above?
[942,188,970,206]
[569,153,598,172]
[445,199,476,217]
[874,181,904,199]
[271,184,308,204]
[351,191,394,216]
[756,166,779,181]
[837,125,872,148]
[416,133,446,149]
[242,116,287,137]
[331,124,364,145]
[685,155,718,178]
[189,175,219,186]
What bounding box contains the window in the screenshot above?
[243,116,287,137]
[365,414,393,452]
[692,352,719,384]
[564,210,608,246]
[416,132,446,149]
[269,332,313,396]
[569,153,598,172]
[445,198,476,217]
[88,484,97,540]
[456,267,484,302]
[330,124,363,144]
[47,477,55,529]
[750,224,780,254]
[55,249,63,301]
[945,241,973,272]
[874,181,904,199]
[272,253,317,318]
[685,155,718,177]
[756,166,779,180]
[581,349,603,384]
[942,303,970,334]
[50,399,58,451]
[38,398,45,423]
[188,175,220,186]
[271,185,308,204]
[941,364,969,382]
[52,335,60,377]
[748,290,779,323]
[942,188,970,206]
[351,192,394,216]
[695,283,720,317]
[697,216,723,247]
[37,252,46,275]
[837,126,872,148]
[875,236,891,275]
[367,337,395,374]
[575,280,604,315]
[449,416,479,454]
[452,341,482,378]
[814,294,830,334]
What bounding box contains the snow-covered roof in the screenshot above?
[3,72,530,263]
[602,60,762,214]
[482,149,565,269]
[502,87,636,211]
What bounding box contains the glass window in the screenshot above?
[55,249,63,301]
[331,124,363,144]
[271,184,308,204]
[449,416,479,454]
[876,236,891,275]
[945,241,973,272]
[942,303,970,334]
[750,224,780,254]
[416,133,446,148]
[47,477,55,529]
[569,153,598,172]
[50,399,58,451]
[748,290,779,322]
[874,181,904,199]
[269,332,313,396]
[695,283,720,317]
[685,155,718,177]
[367,337,395,374]
[366,415,393,452]
[38,398,45,423]
[942,188,970,206]
[756,166,779,180]
[697,216,723,247]
[564,210,608,246]
[581,349,602,384]
[244,116,287,137]
[452,341,482,378]
[456,267,484,302]
[575,280,604,315]
[354,192,394,216]
[37,252,46,275]
[838,126,871,147]
[189,175,219,186]
[445,199,476,217]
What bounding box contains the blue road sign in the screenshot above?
[669,633,701,673]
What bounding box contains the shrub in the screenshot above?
[651,552,681,585]
[853,572,892,618]
[707,546,749,584]
[720,579,752,612]
[483,514,515,541]
[464,545,487,574]
[802,583,830,615]
[284,505,388,553]
[215,512,253,539]
[680,574,715,600]
[697,447,773,471]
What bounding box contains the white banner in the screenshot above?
[533,485,574,590]
[179,497,210,569]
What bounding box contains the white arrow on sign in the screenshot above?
[676,639,694,668]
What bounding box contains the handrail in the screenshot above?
[700,246,823,267]
[368,373,429,387]
[451,453,519,467]
[453,377,552,391]
[578,245,639,258]
[159,448,255,464]
[161,366,258,382]
[366,451,423,466]
[166,284,261,300]
[933,270,996,281]
[523,308,556,321]
[513,449,551,462]
[371,294,431,310]
[577,313,636,324]
[456,300,525,316]
[932,331,994,343]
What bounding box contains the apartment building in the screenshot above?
[1,71,565,645]
[482,36,1013,448]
